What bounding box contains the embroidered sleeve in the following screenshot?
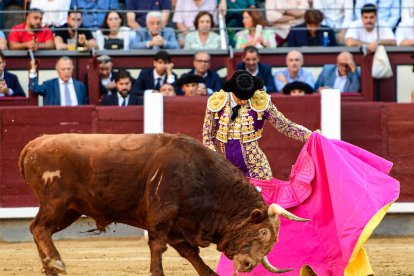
[202,107,218,151]
[266,103,312,142]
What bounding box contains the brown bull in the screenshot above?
[19,133,307,276]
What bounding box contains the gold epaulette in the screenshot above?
[249,90,270,112]
[207,90,228,112]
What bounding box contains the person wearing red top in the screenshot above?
[8,8,54,51]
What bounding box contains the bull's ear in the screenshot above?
[249,209,265,223]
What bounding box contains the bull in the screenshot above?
[19,133,308,276]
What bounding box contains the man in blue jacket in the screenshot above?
[315,51,360,93]
[0,50,25,97]
[29,57,88,106]
[132,11,179,49]
[236,46,276,93]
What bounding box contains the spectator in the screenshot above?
[0,50,25,97]
[54,10,98,50]
[97,55,117,96]
[187,51,222,94]
[30,0,71,27]
[236,46,276,93]
[235,10,277,49]
[282,80,314,95]
[396,18,414,46]
[315,51,361,93]
[184,11,221,50]
[95,11,135,50]
[8,8,55,51]
[132,50,177,95]
[265,0,309,46]
[354,0,400,29]
[173,0,217,47]
[0,31,7,50]
[274,50,314,92]
[126,0,171,29]
[313,0,354,44]
[0,0,25,30]
[102,69,143,106]
[401,0,414,23]
[288,9,337,47]
[159,83,176,96]
[70,0,119,30]
[225,0,256,36]
[29,57,88,106]
[345,4,396,53]
[175,74,206,96]
[132,11,179,49]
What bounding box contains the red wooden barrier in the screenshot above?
[0,98,413,207]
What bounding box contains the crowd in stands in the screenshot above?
[0,0,413,105]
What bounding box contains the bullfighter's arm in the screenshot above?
[202,107,218,151]
[265,103,312,142]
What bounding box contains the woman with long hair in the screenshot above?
[235,10,276,49]
[95,11,135,50]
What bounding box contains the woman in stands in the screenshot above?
[95,11,135,50]
[184,11,221,50]
[235,10,277,49]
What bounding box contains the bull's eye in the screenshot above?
[261,229,267,235]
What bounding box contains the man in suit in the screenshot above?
[315,51,361,93]
[131,11,179,49]
[132,50,177,96]
[0,50,25,97]
[29,57,88,106]
[186,51,222,95]
[97,55,117,96]
[102,69,143,106]
[288,9,337,47]
[236,46,276,93]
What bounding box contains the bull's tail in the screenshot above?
[19,142,31,180]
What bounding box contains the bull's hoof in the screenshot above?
[43,257,67,274]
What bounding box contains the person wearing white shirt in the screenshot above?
[401,0,414,23]
[345,4,396,53]
[354,0,400,28]
[30,0,71,27]
[396,19,414,46]
[312,0,354,44]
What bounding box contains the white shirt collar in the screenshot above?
[59,78,73,84]
[246,65,259,76]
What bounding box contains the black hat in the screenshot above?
[282,81,314,95]
[222,70,264,100]
[176,74,205,87]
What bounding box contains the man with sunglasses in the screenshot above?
[315,51,360,93]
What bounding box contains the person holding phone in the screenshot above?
[315,51,361,93]
[0,50,25,97]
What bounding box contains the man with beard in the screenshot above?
[54,10,98,50]
[345,4,396,53]
[236,46,276,93]
[102,69,143,106]
[8,8,54,50]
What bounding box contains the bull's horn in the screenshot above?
[268,203,310,222]
[261,256,293,273]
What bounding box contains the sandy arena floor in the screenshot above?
[1,236,413,275]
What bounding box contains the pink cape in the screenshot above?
[216,133,400,275]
